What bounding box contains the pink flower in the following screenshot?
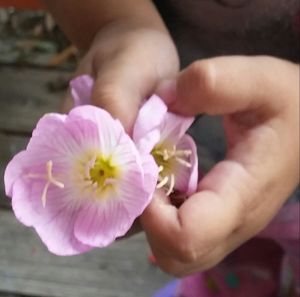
[133,95,198,196]
[71,75,198,197]
[4,106,158,255]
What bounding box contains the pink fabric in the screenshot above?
[176,201,300,297]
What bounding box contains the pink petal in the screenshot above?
[4,151,29,197]
[70,105,125,156]
[70,75,94,106]
[118,163,156,217]
[160,112,194,145]
[140,154,159,196]
[11,179,91,255]
[111,133,142,169]
[29,112,100,158]
[74,200,132,247]
[133,95,167,153]
[11,178,45,226]
[174,134,198,195]
[35,210,92,256]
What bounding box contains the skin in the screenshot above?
[44,0,300,277]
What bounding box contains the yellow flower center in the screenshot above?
[76,152,122,200]
[151,144,192,196]
[89,155,120,189]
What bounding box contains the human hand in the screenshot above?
[64,23,178,132]
[141,56,299,276]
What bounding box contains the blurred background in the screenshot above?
[0,1,172,296]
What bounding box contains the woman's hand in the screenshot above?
[141,56,299,276]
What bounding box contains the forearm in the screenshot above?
[43,0,169,52]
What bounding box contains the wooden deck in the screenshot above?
[0,66,172,297]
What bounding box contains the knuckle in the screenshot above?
[92,82,122,108]
[173,235,198,263]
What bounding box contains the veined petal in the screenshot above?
[74,200,132,247]
[70,105,125,156]
[160,112,195,145]
[140,154,159,196]
[28,112,100,163]
[133,95,167,144]
[11,179,91,255]
[110,133,142,169]
[35,211,92,256]
[70,74,93,106]
[174,134,198,195]
[11,178,45,226]
[118,163,156,216]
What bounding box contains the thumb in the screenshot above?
[157,56,294,116]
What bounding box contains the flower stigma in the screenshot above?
[26,160,64,207]
[80,153,121,200]
[151,144,192,195]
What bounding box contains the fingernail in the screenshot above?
[156,79,177,105]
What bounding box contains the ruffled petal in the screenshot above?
[70,74,94,106]
[174,134,198,195]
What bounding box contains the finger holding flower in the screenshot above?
[141,56,299,276]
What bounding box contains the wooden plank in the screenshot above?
[0,210,171,297]
[0,67,67,134]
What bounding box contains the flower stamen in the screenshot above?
[166,174,175,196]
[175,157,192,168]
[152,144,192,196]
[157,176,169,189]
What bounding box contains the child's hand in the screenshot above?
[65,24,178,132]
[141,56,299,276]
[45,0,179,131]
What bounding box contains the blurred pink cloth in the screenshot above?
[174,201,300,297]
